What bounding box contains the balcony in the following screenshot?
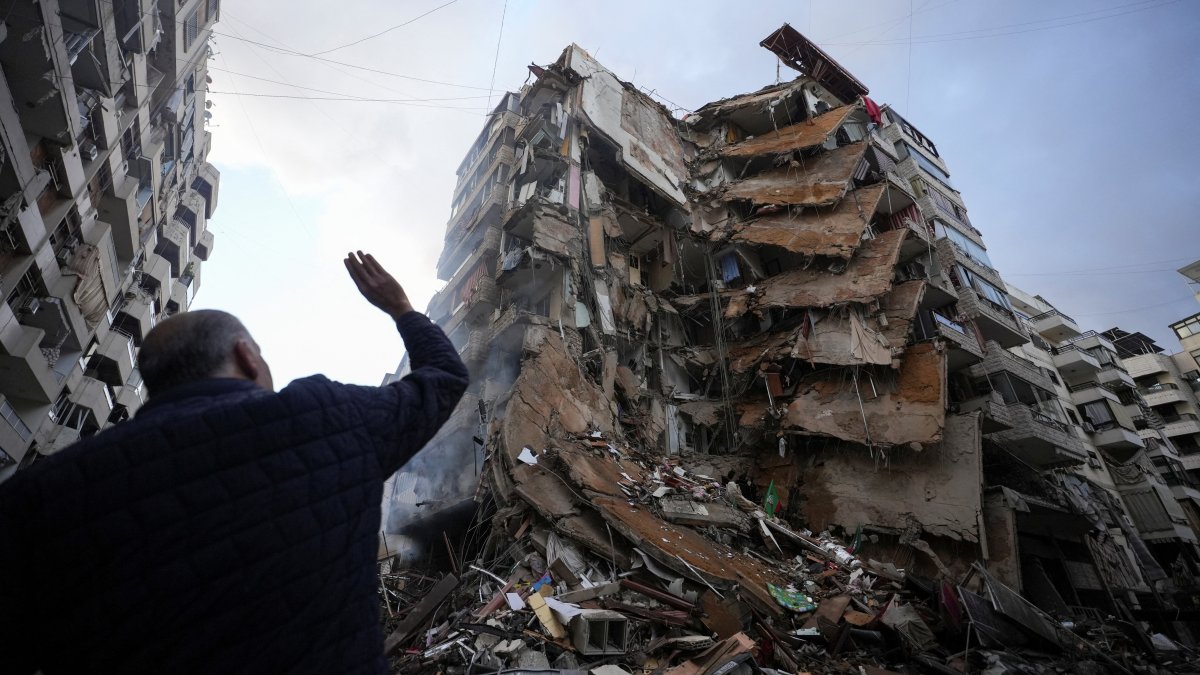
[465,275,499,323]
[955,289,1026,348]
[438,190,508,279]
[70,375,113,431]
[1097,363,1136,390]
[1029,309,1082,343]
[115,294,157,341]
[1139,382,1189,407]
[116,377,145,412]
[1050,344,1101,380]
[957,391,1014,433]
[930,313,983,370]
[457,329,489,370]
[1068,380,1121,407]
[0,302,65,404]
[969,342,1056,392]
[1088,422,1145,452]
[93,329,137,388]
[1162,413,1200,439]
[989,404,1090,468]
[0,395,34,462]
[142,252,174,300]
[195,229,214,261]
[1122,353,1172,379]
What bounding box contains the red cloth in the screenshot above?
[863,96,882,125]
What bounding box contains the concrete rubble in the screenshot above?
[377,23,1200,675]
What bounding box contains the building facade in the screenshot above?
[0,0,221,480]
[383,26,1196,638]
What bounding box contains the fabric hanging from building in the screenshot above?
[862,96,882,125]
[66,244,107,330]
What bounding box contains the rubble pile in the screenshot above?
[377,431,1196,674]
[378,22,1200,674]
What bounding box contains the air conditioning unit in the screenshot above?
[56,247,73,265]
[80,140,99,162]
[19,297,41,315]
[1088,457,1102,469]
[1082,422,1097,433]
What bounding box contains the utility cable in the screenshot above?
[308,0,460,56]
[483,0,509,113]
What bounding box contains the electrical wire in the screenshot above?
[823,0,1181,46]
[211,30,493,90]
[207,66,495,102]
[307,0,460,56]
[93,0,493,91]
[483,0,508,113]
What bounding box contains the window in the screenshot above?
[957,265,1011,310]
[6,265,47,312]
[1172,314,1200,340]
[899,141,953,188]
[183,8,200,52]
[1080,400,1117,430]
[934,220,993,268]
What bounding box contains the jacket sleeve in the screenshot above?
[346,312,469,475]
[0,508,36,674]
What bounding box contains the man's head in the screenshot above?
[137,310,274,398]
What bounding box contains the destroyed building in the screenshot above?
[378,25,1199,672]
[0,0,222,479]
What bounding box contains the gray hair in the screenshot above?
[137,310,250,398]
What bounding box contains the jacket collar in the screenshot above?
[138,378,265,416]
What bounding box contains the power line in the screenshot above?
[823,0,1180,46]
[93,0,492,92]
[211,30,493,91]
[1074,295,1195,317]
[1004,257,1198,277]
[308,0,460,56]
[220,11,425,101]
[483,0,508,113]
[208,66,494,102]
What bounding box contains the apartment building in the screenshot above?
[0,0,221,481]
[383,25,1194,635]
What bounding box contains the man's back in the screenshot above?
[0,305,468,674]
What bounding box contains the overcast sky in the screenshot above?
[194,0,1200,387]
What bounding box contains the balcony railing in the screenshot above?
[1068,380,1102,393]
[1029,308,1077,325]
[933,312,968,335]
[1029,407,1071,434]
[1139,382,1180,395]
[1,398,33,442]
[1161,413,1199,424]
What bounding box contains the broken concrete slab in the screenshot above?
[781,342,947,446]
[795,413,984,543]
[731,182,887,259]
[715,104,859,158]
[755,229,909,309]
[716,142,868,208]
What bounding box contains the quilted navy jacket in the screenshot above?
[0,312,468,674]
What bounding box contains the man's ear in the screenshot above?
[232,340,261,381]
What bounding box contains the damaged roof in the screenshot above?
[760,23,869,103]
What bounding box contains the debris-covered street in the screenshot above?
[376,435,1196,673]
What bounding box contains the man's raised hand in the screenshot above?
[344,251,414,321]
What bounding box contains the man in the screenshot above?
[0,252,468,674]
